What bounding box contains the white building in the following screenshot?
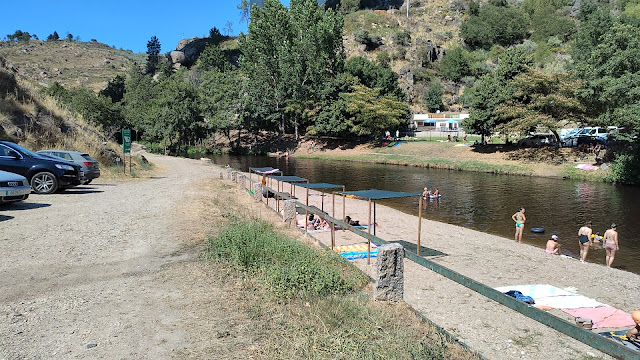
[412,112,469,132]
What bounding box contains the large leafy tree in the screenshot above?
[463,47,533,142]
[341,85,411,137]
[240,0,344,141]
[494,70,584,142]
[199,70,246,141]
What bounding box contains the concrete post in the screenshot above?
[219,172,223,179]
[283,200,296,227]
[374,243,404,302]
[254,183,263,202]
[227,168,232,179]
[231,171,237,182]
[239,174,246,188]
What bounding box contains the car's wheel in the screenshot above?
[30,172,59,194]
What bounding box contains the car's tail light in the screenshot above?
[84,162,94,167]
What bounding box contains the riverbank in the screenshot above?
[238,170,639,359]
[293,139,609,182]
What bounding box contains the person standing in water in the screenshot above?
[603,223,619,267]
[578,221,593,263]
[511,208,526,243]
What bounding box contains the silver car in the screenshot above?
[37,150,100,185]
[0,170,31,204]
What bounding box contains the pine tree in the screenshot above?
[146,36,161,74]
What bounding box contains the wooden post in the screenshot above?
[417,196,422,256]
[331,220,335,250]
[276,180,280,212]
[332,193,335,219]
[368,198,372,265]
[342,186,346,221]
[305,187,309,236]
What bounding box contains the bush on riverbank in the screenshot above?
[204,218,478,359]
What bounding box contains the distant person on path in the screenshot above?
[395,130,399,140]
[545,234,561,254]
[603,223,619,267]
[578,221,593,263]
[626,311,640,341]
[511,207,526,243]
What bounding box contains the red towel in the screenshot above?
[562,306,636,329]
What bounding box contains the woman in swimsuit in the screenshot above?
[603,223,619,267]
[511,207,526,243]
[577,221,593,263]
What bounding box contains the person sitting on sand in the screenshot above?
[626,311,640,342]
[345,215,360,226]
[545,234,561,255]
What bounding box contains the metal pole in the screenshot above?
[368,198,372,265]
[277,180,280,213]
[418,195,423,256]
[332,193,335,219]
[321,191,324,212]
[407,0,409,18]
[374,202,376,237]
[305,188,309,235]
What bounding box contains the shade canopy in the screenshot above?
[267,175,308,182]
[297,183,344,189]
[249,167,282,174]
[338,189,421,200]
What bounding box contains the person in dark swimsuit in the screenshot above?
[577,221,593,263]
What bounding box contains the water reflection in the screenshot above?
[210,154,639,274]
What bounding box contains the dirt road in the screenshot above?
[0,154,242,359]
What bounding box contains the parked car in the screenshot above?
[0,141,83,194]
[0,170,31,204]
[560,128,583,147]
[517,134,557,147]
[37,150,100,184]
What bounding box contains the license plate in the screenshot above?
[6,189,24,196]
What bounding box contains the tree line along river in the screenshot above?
[210,155,640,275]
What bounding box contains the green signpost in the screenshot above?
[122,129,131,153]
[122,129,131,174]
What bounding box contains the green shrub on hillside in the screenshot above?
[440,47,472,81]
[206,220,369,299]
[354,29,383,50]
[460,4,528,49]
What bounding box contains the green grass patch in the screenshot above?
[203,218,478,359]
[562,165,609,182]
[205,219,369,299]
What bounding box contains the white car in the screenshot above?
[517,134,557,147]
[0,170,31,204]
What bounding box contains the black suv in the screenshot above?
[0,141,83,194]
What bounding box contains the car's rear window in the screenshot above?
[81,154,96,162]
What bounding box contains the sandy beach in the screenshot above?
[238,169,640,360]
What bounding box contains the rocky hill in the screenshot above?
[0,40,144,92]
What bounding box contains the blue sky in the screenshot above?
[1,0,290,53]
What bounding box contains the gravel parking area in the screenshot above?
[0,154,240,359]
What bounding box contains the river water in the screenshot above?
[211,155,640,274]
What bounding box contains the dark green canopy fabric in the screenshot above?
[338,189,421,200]
[297,183,344,189]
[268,176,308,182]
